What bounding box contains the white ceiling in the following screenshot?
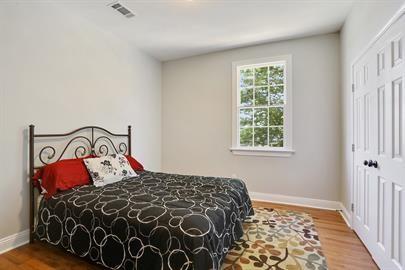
[65,0,354,61]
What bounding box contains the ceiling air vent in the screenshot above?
[108,2,135,18]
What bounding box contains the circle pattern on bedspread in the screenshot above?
[35,170,254,270]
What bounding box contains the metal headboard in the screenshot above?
[28,125,132,243]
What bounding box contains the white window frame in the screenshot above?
[230,55,294,157]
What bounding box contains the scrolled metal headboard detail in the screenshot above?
[32,125,131,167]
[28,125,132,243]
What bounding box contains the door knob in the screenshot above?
[370,160,378,168]
[363,160,378,168]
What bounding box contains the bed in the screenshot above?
[29,125,254,270]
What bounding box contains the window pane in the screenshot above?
[269,107,283,126]
[236,60,290,149]
[269,127,283,147]
[240,108,253,127]
[240,87,253,106]
[255,66,268,86]
[254,127,268,146]
[240,128,253,146]
[240,68,253,77]
[240,68,253,87]
[240,78,253,88]
[269,65,284,85]
[269,85,284,105]
[254,108,268,127]
[254,86,268,106]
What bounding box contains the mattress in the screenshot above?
[35,170,254,270]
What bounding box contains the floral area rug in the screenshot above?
[222,207,328,270]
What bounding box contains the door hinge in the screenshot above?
[351,203,354,212]
[352,83,355,92]
[352,144,355,152]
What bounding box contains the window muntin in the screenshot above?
[237,62,286,148]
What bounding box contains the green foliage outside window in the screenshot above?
[239,64,285,147]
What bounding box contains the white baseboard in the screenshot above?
[339,203,352,228]
[0,229,29,254]
[249,191,342,211]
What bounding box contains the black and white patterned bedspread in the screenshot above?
[35,171,254,270]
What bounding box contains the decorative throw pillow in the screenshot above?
[125,155,144,171]
[83,154,137,187]
[33,156,93,198]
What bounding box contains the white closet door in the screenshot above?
[353,12,405,270]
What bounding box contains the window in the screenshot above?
[231,55,294,157]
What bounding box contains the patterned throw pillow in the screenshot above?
[84,154,137,187]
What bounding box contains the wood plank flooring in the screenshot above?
[0,201,378,270]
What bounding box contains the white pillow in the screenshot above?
[84,154,137,187]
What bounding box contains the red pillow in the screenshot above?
[33,157,91,198]
[125,155,144,171]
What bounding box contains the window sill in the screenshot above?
[230,147,295,157]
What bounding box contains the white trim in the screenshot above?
[249,191,341,210]
[350,63,355,229]
[349,3,405,231]
[0,230,29,254]
[351,4,405,67]
[230,147,295,157]
[231,55,293,155]
[339,203,352,228]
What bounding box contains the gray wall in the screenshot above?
[0,3,162,239]
[162,33,341,202]
[340,1,405,211]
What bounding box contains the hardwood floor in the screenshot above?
[0,201,378,270]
